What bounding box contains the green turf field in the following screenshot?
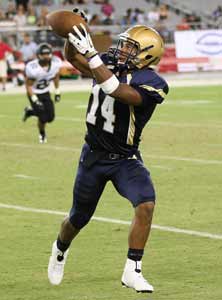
[0,85,222,300]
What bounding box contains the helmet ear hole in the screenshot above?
[145,54,152,60]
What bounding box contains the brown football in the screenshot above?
[46,10,89,38]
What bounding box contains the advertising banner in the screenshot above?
[174,30,222,72]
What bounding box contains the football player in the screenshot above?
[48,11,169,293]
[22,43,62,143]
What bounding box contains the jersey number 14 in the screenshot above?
[86,85,115,134]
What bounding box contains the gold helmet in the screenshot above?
[108,25,164,69]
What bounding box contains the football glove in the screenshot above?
[54,88,61,103]
[73,8,88,23]
[68,24,98,59]
[30,94,44,110]
[55,94,61,103]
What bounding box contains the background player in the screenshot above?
[0,35,13,91]
[23,43,62,143]
[48,13,169,293]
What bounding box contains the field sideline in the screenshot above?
[0,83,222,300]
[2,70,222,95]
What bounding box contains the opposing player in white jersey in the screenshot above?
[22,43,62,143]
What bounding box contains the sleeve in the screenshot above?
[132,82,169,105]
[54,56,63,72]
[57,57,63,68]
[130,70,169,107]
[25,63,35,80]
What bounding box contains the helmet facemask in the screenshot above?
[108,35,140,70]
[38,53,52,65]
[37,43,52,65]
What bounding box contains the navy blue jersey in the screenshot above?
[85,54,169,155]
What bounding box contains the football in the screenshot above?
[46,10,89,38]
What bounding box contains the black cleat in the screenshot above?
[22,107,31,122]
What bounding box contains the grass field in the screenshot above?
[0,85,222,300]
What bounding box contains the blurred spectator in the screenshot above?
[37,6,49,27]
[188,13,201,29]
[89,14,102,25]
[156,22,170,43]
[102,16,114,25]
[0,35,13,91]
[147,7,160,25]
[5,2,16,21]
[159,4,168,20]
[121,8,136,26]
[0,10,6,21]
[14,4,27,27]
[212,5,222,20]
[27,5,37,25]
[15,0,29,12]
[185,13,201,29]
[134,8,145,24]
[101,0,114,18]
[19,33,37,63]
[176,15,191,31]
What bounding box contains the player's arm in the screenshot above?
[25,77,43,108]
[53,72,61,102]
[25,77,35,98]
[68,25,142,106]
[53,72,60,89]
[64,40,93,78]
[89,64,142,106]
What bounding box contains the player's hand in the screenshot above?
[54,88,61,103]
[35,100,44,110]
[55,94,61,103]
[30,95,44,110]
[73,8,88,23]
[68,24,98,59]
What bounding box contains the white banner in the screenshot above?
[174,30,222,72]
